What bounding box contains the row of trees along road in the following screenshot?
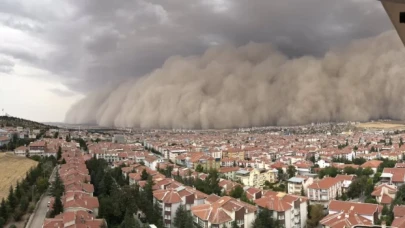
[86,157,163,228]
[0,156,56,228]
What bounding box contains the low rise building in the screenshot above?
[320,200,382,228]
[235,168,278,188]
[254,191,308,228]
[191,196,257,228]
[307,177,342,207]
[287,176,314,195]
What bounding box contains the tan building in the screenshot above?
[307,177,342,207]
[235,168,278,188]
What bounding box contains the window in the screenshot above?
[401,12,405,23]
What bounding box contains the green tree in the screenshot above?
[0,199,8,221]
[307,204,324,228]
[343,166,356,175]
[382,204,389,216]
[287,166,296,178]
[277,168,284,181]
[195,164,204,173]
[36,177,49,193]
[251,208,278,228]
[57,146,62,161]
[0,217,4,228]
[229,185,244,199]
[50,195,63,218]
[121,210,140,228]
[174,205,186,228]
[53,132,59,139]
[362,167,374,176]
[7,185,17,211]
[50,171,65,197]
[353,157,366,165]
[141,169,149,181]
[318,167,338,178]
[231,221,239,228]
[347,176,368,199]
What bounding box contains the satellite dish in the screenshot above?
[380,0,405,46]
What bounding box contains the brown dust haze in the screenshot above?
[65,31,405,129]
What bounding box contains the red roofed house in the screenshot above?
[392,205,405,228]
[191,196,257,228]
[371,184,397,205]
[153,185,208,227]
[361,160,383,174]
[14,146,28,156]
[29,140,46,156]
[320,200,382,228]
[63,192,100,216]
[307,177,342,207]
[381,168,405,186]
[42,210,106,228]
[254,191,308,228]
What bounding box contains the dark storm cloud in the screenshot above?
[19,0,391,92]
[1,0,400,127]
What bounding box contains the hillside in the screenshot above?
[0,116,57,129]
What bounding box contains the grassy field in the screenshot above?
[0,153,38,200]
[356,121,405,130]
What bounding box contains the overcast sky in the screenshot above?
[0,0,394,123]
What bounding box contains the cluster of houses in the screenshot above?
[42,141,106,228]
[14,138,78,157]
[117,159,308,228]
[7,125,405,228]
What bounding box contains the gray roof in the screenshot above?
[288,177,305,183]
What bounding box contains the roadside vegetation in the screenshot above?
[0,156,55,228]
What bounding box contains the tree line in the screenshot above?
[86,157,163,228]
[0,156,55,228]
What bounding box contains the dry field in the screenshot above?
[356,121,405,130]
[0,153,38,200]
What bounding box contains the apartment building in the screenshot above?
[153,185,208,228]
[254,191,307,228]
[307,177,342,207]
[14,146,27,156]
[191,196,257,228]
[381,168,405,186]
[235,168,278,188]
[29,140,46,156]
[219,167,240,180]
[287,176,313,195]
[320,200,382,227]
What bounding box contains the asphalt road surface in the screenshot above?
[27,166,57,228]
[28,195,50,228]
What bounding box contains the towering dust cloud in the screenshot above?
[65,31,405,129]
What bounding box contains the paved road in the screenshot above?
[26,166,57,228]
[28,195,50,228]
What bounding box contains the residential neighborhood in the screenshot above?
[1,119,405,227]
